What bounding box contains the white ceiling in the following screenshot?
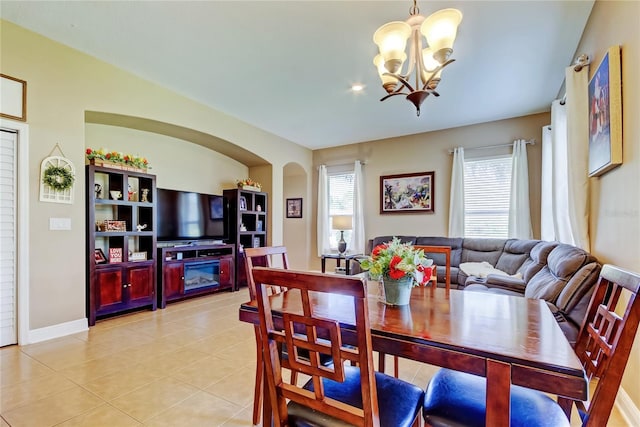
[1,1,594,150]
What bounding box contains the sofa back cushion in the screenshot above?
[415,237,463,267]
[494,239,540,275]
[524,244,596,302]
[520,241,559,282]
[460,238,506,266]
[556,261,601,314]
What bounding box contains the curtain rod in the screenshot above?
[318,161,366,169]
[448,139,534,155]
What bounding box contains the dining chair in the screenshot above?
[380,244,452,378]
[244,246,290,426]
[252,266,424,426]
[421,263,640,427]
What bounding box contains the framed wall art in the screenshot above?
[380,171,434,214]
[588,45,622,177]
[286,198,303,218]
[0,74,27,121]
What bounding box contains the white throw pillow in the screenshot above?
[459,261,510,278]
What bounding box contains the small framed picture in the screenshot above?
[109,247,123,263]
[239,196,248,211]
[257,219,263,231]
[94,249,107,264]
[286,198,303,218]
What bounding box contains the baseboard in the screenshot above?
[27,318,88,344]
[617,386,640,427]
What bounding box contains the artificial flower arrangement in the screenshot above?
[358,237,434,286]
[86,148,150,170]
[237,178,262,190]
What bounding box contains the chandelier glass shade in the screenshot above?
[373,1,462,116]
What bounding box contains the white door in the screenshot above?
[0,129,17,346]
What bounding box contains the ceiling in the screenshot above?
[1,1,594,150]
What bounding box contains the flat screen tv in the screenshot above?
[157,188,227,242]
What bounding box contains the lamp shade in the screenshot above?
[373,21,411,74]
[332,215,353,231]
[421,8,462,62]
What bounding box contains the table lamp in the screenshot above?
[332,215,353,255]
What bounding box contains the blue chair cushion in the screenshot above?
[287,365,424,427]
[423,369,571,427]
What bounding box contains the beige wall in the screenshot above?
[85,124,247,193]
[311,112,548,270]
[576,0,640,411]
[0,20,312,331]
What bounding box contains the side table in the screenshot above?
[321,253,361,275]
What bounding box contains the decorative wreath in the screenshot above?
[43,165,75,191]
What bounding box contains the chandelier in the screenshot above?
[373,0,462,116]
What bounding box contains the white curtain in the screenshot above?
[448,147,465,237]
[508,140,532,238]
[351,160,365,254]
[540,65,590,249]
[316,165,330,256]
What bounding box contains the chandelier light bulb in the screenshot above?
[421,8,463,63]
[373,21,411,73]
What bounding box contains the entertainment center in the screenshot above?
[86,165,266,325]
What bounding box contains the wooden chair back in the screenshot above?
[244,246,290,300]
[252,267,380,426]
[414,245,451,290]
[559,264,640,426]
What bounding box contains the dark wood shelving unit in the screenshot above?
[223,188,268,289]
[86,164,157,326]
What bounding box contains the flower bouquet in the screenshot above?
[358,237,433,305]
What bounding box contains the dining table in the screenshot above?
[238,280,588,426]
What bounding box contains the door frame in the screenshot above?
[1,119,30,345]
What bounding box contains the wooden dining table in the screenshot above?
[238,281,588,426]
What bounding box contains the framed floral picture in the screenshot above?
[380,171,434,214]
[588,45,622,177]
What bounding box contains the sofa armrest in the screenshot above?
[483,274,526,293]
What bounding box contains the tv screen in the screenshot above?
[157,188,227,241]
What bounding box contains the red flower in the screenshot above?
[86,148,92,155]
[388,255,405,279]
[372,244,387,259]
[105,153,111,159]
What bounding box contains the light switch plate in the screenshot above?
[49,217,71,230]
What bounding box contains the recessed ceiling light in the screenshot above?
[351,84,364,92]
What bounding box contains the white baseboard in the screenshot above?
[27,318,88,344]
[617,386,640,427]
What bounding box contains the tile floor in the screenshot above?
[0,289,630,426]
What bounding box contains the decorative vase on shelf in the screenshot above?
[381,275,413,306]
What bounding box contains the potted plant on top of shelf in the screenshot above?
[237,178,261,192]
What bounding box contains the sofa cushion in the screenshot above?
[524,244,595,302]
[494,239,540,275]
[465,274,527,293]
[520,241,558,282]
[460,238,507,265]
[464,283,525,297]
[556,262,600,313]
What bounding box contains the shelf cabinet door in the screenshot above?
[219,257,233,288]
[163,262,184,300]
[127,263,155,304]
[95,266,126,314]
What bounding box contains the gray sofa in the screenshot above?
[356,236,600,345]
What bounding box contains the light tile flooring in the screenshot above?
[0,290,630,426]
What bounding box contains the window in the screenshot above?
[328,172,354,249]
[463,156,512,238]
